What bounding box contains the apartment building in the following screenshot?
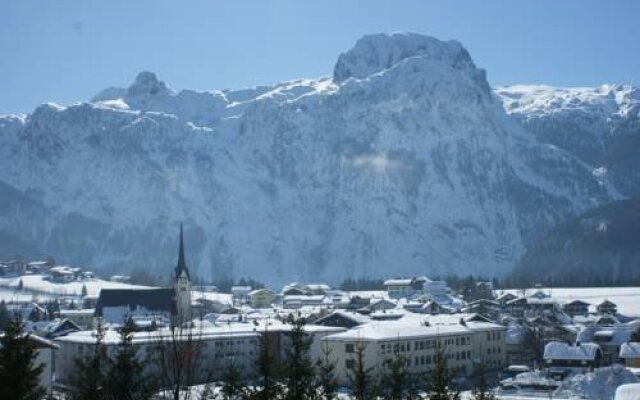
[55,324,261,387]
[321,315,506,385]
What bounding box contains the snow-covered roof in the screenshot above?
[323,320,472,341]
[384,278,413,286]
[314,310,371,325]
[616,383,640,400]
[543,341,601,361]
[248,288,274,296]
[578,325,631,345]
[620,342,640,359]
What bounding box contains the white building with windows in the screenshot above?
[321,313,506,385]
[54,324,261,386]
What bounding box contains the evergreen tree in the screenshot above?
[382,343,409,400]
[221,359,244,400]
[246,330,282,400]
[314,342,337,400]
[347,342,376,400]
[0,301,11,331]
[426,349,459,400]
[103,327,154,400]
[282,314,315,400]
[472,362,495,400]
[81,284,88,297]
[67,321,107,400]
[17,278,24,290]
[0,317,46,400]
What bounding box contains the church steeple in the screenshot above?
[175,222,190,280]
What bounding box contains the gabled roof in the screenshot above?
[620,342,640,359]
[616,384,640,400]
[564,299,590,306]
[543,341,601,361]
[314,311,371,327]
[95,288,175,317]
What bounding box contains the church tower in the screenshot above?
[174,223,192,324]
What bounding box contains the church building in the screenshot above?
[94,224,193,327]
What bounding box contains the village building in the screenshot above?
[247,288,276,308]
[321,314,506,385]
[597,299,618,315]
[543,341,602,376]
[313,310,371,329]
[562,299,590,317]
[578,325,632,364]
[620,342,640,367]
[93,224,192,326]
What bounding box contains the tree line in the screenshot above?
[1,314,497,400]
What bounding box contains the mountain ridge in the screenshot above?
[0,33,631,285]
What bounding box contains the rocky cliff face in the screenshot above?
[0,33,622,285]
[496,84,640,197]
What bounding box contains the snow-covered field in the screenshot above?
[0,274,237,304]
[0,287,55,303]
[498,287,640,317]
[0,274,150,297]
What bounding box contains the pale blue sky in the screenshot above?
[1,0,639,113]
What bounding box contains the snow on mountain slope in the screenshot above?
[496,84,640,196]
[0,33,619,285]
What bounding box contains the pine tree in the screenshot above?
[0,317,46,400]
[472,362,496,400]
[314,342,337,400]
[383,343,409,400]
[0,301,11,331]
[103,327,154,400]
[81,284,88,297]
[347,341,376,400]
[427,349,459,400]
[246,330,282,400]
[67,321,107,400]
[282,314,315,400]
[221,358,244,400]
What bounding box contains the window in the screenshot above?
[346,359,355,369]
[345,343,354,353]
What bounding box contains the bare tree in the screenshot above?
[149,322,207,400]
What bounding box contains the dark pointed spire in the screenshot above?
[175,222,190,280]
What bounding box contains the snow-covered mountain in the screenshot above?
[496,84,640,197]
[0,33,626,285]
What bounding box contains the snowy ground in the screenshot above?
[498,287,640,317]
[0,287,55,303]
[0,274,150,297]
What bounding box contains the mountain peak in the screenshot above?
[126,71,170,99]
[333,32,475,83]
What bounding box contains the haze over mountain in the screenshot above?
[0,33,636,285]
[508,198,640,287]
